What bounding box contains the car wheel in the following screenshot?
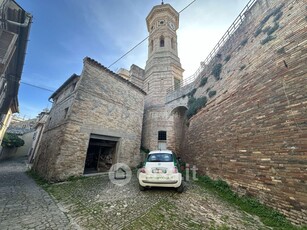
[177,183,184,193]
[139,183,145,191]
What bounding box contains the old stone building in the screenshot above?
[33,58,145,180]
[142,4,184,152]
[115,3,185,152]
[33,3,185,181]
[0,0,32,145]
[33,0,306,224]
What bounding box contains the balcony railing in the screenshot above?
[167,0,257,93]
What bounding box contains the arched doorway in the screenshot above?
[171,106,188,154]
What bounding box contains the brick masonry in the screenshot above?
[33,58,145,181]
[180,0,307,225]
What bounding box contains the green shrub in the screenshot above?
[261,35,276,45]
[256,4,284,37]
[188,88,197,98]
[216,53,222,59]
[274,11,283,21]
[1,133,25,148]
[240,65,246,71]
[224,55,231,62]
[255,27,262,37]
[262,26,271,34]
[187,96,196,106]
[208,90,216,98]
[199,77,208,87]
[277,47,285,54]
[140,146,150,154]
[211,63,223,80]
[272,3,285,16]
[240,38,248,46]
[186,96,207,119]
[267,22,279,35]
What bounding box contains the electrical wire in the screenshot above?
[108,0,197,68]
[20,81,54,92]
[15,1,198,93]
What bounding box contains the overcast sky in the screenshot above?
[16,0,250,119]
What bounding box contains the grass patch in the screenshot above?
[186,96,207,119]
[199,77,208,87]
[211,63,223,80]
[224,55,231,62]
[26,169,50,188]
[208,90,216,98]
[196,176,306,230]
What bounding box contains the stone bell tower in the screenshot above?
[142,3,184,151]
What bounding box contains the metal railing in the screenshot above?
[167,0,257,93]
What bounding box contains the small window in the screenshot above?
[174,78,181,90]
[160,36,165,47]
[150,40,154,52]
[158,131,167,141]
[64,107,69,118]
[71,83,77,92]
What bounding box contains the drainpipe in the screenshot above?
[6,13,31,27]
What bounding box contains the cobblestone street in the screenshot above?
[0,157,76,230]
[0,158,270,229]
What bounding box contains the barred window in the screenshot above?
[158,131,167,141]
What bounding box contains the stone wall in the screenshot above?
[181,0,307,225]
[34,57,145,181]
[129,64,145,90]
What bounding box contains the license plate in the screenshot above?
[152,168,166,173]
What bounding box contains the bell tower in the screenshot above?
[142,3,184,151]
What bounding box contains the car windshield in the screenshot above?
[147,153,173,162]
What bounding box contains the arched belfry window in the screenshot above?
[150,40,154,52]
[160,35,165,47]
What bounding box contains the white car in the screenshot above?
[138,150,184,192]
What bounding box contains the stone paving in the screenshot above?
[0,157,269,229]
[0,157,77,230]
[45,173,269,229]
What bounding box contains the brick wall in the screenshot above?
[181,0,307,225]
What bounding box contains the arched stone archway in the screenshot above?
[171,106,188,155]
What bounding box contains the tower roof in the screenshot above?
[146,3,179,31]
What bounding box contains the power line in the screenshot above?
[18,1,198,93]
[20,81,54,92]
[108,0,197,68]
[179,0,197,13]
